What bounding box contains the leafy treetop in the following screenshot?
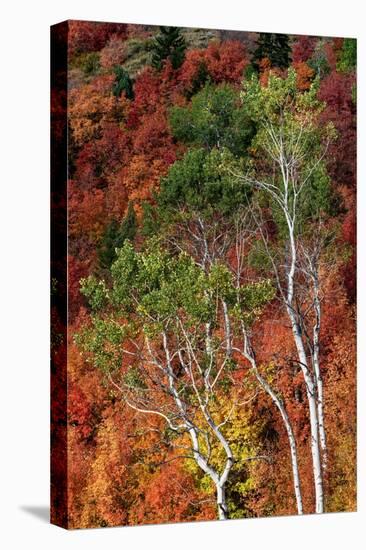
[169,83,255,157]
[157,147,250,217]
[78,240,274,372]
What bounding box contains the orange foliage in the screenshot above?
[106,155,168,219]
[68,183,105,241]
[205,40,248,83]
[63,28,356,526]
[293,61,315,91]
[258,59,284,87]
[131,462,215,525]
[75,408,133,527]
[69,76,129,146]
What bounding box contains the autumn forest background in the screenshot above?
[51,20,356,528]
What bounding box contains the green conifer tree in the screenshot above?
[112,66,134,99]
[119,201,137,244]
[252,32,291,70]
[151,26,186,70]
[98,202,137,269]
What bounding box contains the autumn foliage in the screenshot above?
[52,22,356,528]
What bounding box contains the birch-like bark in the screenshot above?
[216,484,228,520]
[285,208,324,513]
[195,323,235,519]
[234,121,327,513]
[236,329,303,515]
[256,374,303,514]
[286,307,324,513]
[164,329,234,520]
[312,272,327,471]
[232,214,304,514]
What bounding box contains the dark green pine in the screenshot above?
[98,202,137,269]
[151,26,186,70]
[112,66,134,100]
[252,32,291,70]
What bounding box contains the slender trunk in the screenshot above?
[288,312,324,513]
[313,340,327,473]
[222,300,232,357]
[285,215,324,513]
[201,407,234,519]
[243,346,303,514]
[216,484,228,520]
[189,425,231,521]
[316,372,327,471]
[174,329,233,522]
[285,418,303,515]
[312,277,327,471]
[260,376,303,514]
[205,322,212,356]
[256,373,303,515]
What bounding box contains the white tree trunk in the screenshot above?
[241,343,303,515]
[316,371,327,471]
[285,211,324,513]
[287,312,324,513]
[312,278,327,471]
[236,106,329,514]
[216,484,228,520]
[259,374,303,515]
[164,330,234,521]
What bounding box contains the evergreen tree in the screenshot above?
[119,201,137,243]
[141,201,159,237]
[98,202,137,269]
[151,26,186,70]
[112,66,134,99]
[252,32,291,70]
[98,219,119,269]
[157,147,250,216]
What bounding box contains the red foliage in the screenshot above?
[74,123,131,191]
[127,67,163,127]
[205,40,248,83]
[292,35,317,63]
[178,49,207,93]
[68,383,94,439]
[178,40,247,95]
[62,29,356,526]
[131,462,214,525]
[99,36,127,70]
[68,21,128,56]
[319,70,356,189]
[68,182,105,242]
[132,108,176,162]
[68,255,90,321]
